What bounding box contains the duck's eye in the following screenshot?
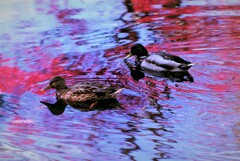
[50,82,59,88]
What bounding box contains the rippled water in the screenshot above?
[0,0,240,160]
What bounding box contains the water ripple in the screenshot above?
[0,0,240,160]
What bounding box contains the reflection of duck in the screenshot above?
[41,76,124,109]
[124,59,145,81]
[125,43,193,72]
[41,98,121,115]
[145,70,194,83]
[40,100,67,115]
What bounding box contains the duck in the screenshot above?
[125,59,194,82]
[41,76,124,109]
[124,43,193,72]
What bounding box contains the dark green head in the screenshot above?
[130,43,149,57]
[42,76,68,91]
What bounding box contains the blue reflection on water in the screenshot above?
[0,0,240,160]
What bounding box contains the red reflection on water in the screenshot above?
[0,0,240,160]
[0,0,239,101]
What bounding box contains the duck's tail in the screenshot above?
[179,63,194,70]
[111,88,125,98]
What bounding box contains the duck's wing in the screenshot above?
[143,54,180,71]
[64,86,98,104]
[92,87,117,96]
[158,52,191,64]
[157,52,193,70]
[72,85,117,96]
[71,86,92,94]
[142,52,193,71]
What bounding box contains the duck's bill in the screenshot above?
[124,52,133,59]
[41,85,51,91]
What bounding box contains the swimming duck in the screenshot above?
[124,43,193,72]
[124,58,194,82]
[41,76,124,109]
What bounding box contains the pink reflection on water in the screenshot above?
[0,0,240,160]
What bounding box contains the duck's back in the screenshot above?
[141,52,192,72]
[141,54,179,71]
[57,82,119,108]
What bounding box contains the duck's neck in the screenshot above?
[136,55,148,65]
[57,86,68,91]
[56,86,69,102]
[56,85,68,91]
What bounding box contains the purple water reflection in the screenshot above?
[0,0,240,160]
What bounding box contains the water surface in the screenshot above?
[0,0,240,160]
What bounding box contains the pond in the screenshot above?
[0,0,240,160]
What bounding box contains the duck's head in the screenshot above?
[125,43,149,59]
[42,76,68,91]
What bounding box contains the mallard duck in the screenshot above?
[41,76,124,109]
[124,43,193,72]
[124,59,194,82]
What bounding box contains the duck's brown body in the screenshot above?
[42,76,123,109]
[56,84,121,108]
